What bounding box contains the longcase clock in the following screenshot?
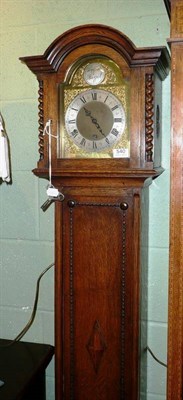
[20,24,170,399]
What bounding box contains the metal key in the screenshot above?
[41,191,65,212]
[41,198,53,212]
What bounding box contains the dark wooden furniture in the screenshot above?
[167,1,183,399]
[20,25,170,399]
[164,0,171,20]
[0,339,54,400]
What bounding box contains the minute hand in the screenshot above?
[83,107,106,137]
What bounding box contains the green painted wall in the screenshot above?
[0,1,170,399]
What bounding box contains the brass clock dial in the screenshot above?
[65,89,126,153]
[60,56,130,158]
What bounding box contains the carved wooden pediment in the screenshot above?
[20,24,170,80]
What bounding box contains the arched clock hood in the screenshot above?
[20,24,170,80]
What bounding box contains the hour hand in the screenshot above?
[83,107,105,137]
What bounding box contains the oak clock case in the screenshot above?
[20,24,170,400]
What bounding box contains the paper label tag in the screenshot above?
[47,187,59,198]
[113,148,129,158]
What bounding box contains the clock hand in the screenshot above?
[83,107,106,137]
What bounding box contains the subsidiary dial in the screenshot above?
[84,63,105,85]
[65,89,126,152]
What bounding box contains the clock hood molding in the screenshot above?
[20,23,170,176]
[20,24,170,80]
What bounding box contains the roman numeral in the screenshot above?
[111,128,119,137]
[111,105,119,111]
[68,119,76,124]
[114,118,122,123]
[71,129,78,138]
[105,137,110,145]
[92,92,97,101]
[80,96,86,103]
[93,141,97,149]
[104,95,108,103]
[80,138,86,146]
[71,107,78,112]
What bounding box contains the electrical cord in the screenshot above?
[145,345,167,368]
[0,262,54,347]
[0,260,168,370]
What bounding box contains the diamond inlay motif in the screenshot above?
[86,320,107,373]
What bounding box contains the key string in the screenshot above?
[43,119,57,187]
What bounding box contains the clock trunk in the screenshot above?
[54,181,145,400]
